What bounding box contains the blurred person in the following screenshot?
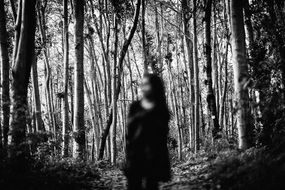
[124,73,171,190]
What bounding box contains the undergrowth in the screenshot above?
[210,140,285,190]
[0,157,102,190]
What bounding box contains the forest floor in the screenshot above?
[93,153,217,190]
[1,143,285,190]
[90,144,285,190]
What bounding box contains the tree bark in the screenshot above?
[182,0,195,148]
[204,0,220,139]
[231,0,252,149]
[243,0,254,51]
[11,0,36,151]
[193,0,200,153]
[31,55,44,132]
[84,79,99,157]
[62,0,70,157]
[212,5,220,118]
[73,0,85,159]
[155,3,162,73]
[111,13,119,164]
[0,0,10,151]
[167,69,182,160]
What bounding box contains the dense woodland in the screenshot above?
[0,0,285,189]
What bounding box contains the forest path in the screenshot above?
[93,155,215,190]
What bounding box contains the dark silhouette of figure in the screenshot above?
[124,74,171,190]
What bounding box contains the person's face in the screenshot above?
[141,77,152,99]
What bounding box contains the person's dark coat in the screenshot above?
[124,100,171,182]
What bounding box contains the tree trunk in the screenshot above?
[141,0,148,74]
[243,0,254,51]
[89,0,112,106]
[204,0,220,139]
[182,0,195,148]
[168,71,182,160]
[62,0,70,157]
[231,0,252,149]
[98,0,141,160]
[155,4,162,73]
[219,41,229,129]
[84,79,99,157]
[31,55,44,132]
[111,13,119,164]
[73,0,85,159]
[0,0,10,152]
[212,5,220,118]
[127,51,134,101]
[11,0,36,152]
[37,2,56,135]
[192,0,200,153]
[219,0,230,128]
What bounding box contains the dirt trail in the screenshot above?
[92,157,215,190]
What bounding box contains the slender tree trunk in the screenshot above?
[122,75,127,155]
[155,4,162,73]
[166,30,182,159]
[193,0,200,153]
[141,0,148,74]
[84,79,99,157]
[37,3,56,134]
[219,42,229,128]
[219,0,230,128]
[200,94,206,136]
[168,71,182,160]
[62,0,70,157]
[127,51,134,101]
[204,0,220,139]
[31,55,44,132]
[98,0,141,160]
[243,0,254,51]
[111,13,119,164]
[88,37,103,136]
[231,0,252,149]
[229,97,234,138]
[69,75,74,125]
[0,0,10,152]
[73,0,85,159]
[131,43,142,79]
[182,0,195,148]
[89,0,112,105]
[11,0,36,153]
[87,36,102,159]
[212,5,220,118]
[180,33,193,146]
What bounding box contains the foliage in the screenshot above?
[0,156,101,190]
[211,142,285,190]
[249,0,285,146]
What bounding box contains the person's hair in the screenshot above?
[143,73,170,120]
